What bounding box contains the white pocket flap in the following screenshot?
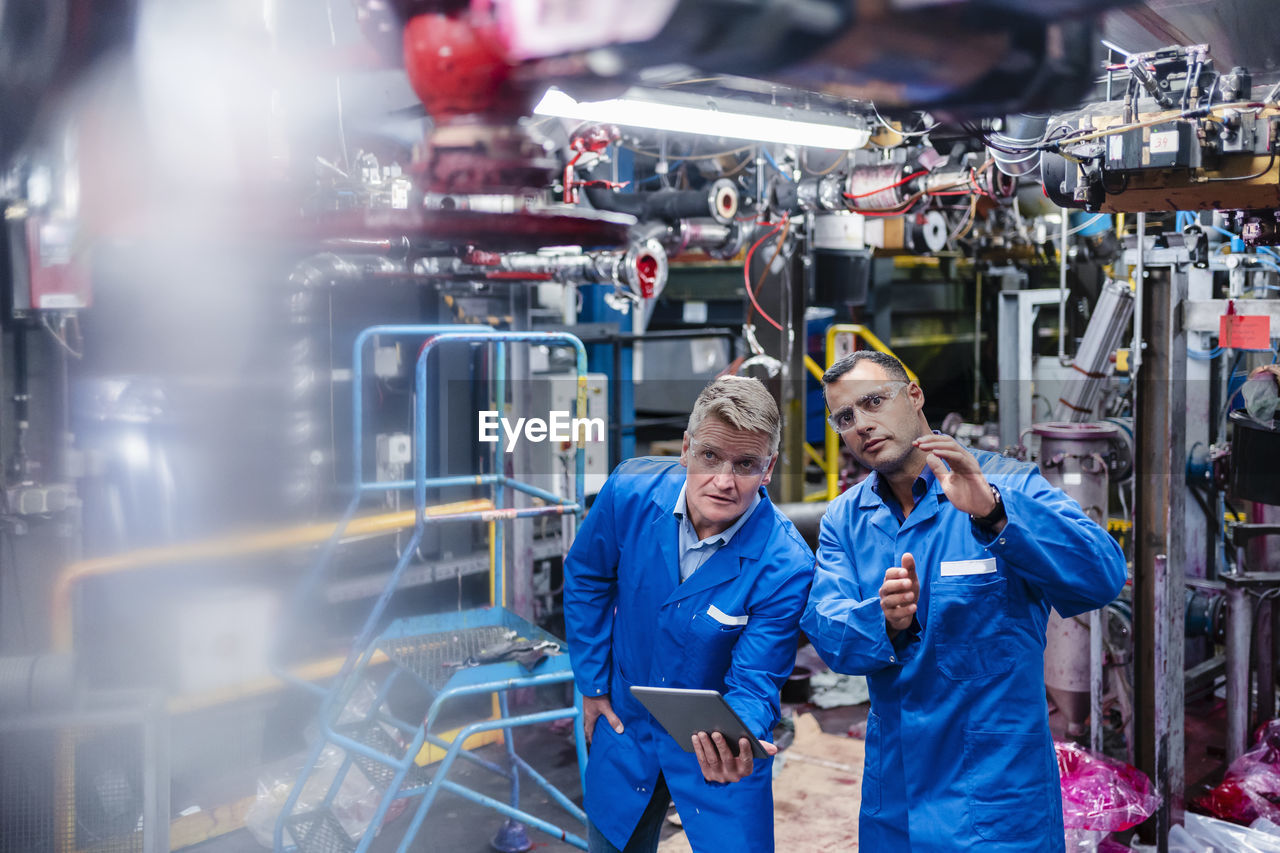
[707,604,749,626]
[940,557,997,577]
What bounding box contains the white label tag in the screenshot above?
[1063,471,1083,486]
[940,557,997,577]
[1150,130,1179,154]
[707,604,749,626]
[682,301,708,324]
[1108,135,1124,160]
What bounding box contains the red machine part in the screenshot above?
[562,124,622,204]
[623,239,667,300]
[402,13,519,119]
[402,11,558,193]
[633,251,659,299]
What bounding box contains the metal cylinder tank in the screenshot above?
[1034,420,1120,737]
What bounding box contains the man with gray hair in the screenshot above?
[564,375,815,853]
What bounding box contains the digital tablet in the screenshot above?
[629,686,768,759]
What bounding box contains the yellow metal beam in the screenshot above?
[821,324,920,500]
[804,354,825,383]
[803,441,827,473]
[824,324,919,384]
[51,500,493,652]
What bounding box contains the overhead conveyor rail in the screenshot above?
[273,328,592,853]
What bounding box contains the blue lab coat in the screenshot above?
[802,449,1126,852]
[564,457,815,852]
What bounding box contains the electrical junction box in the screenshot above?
[7,213,92,314]
[526,372,609,500]
[1105,122,1194,171]
[373,345,400,378]
[376,432,412,483]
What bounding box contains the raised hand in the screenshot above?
[880,552,919,637]
[913,434,998,518]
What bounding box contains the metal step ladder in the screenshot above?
[271,328,591,853]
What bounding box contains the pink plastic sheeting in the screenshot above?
[1057,741,1161,832]
[1197,719,1280,825]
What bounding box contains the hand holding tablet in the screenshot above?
[629,686,770,760]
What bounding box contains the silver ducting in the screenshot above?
[988,113,1049,178]
[1053,278,1135,422]
[1035,420,1122,740]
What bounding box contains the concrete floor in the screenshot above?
[189,673,1233,853]
[190,692,869,853]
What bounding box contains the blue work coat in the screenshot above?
[564,457,815,852]
[801,449,1126,852]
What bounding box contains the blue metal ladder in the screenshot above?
[272,327,591,853]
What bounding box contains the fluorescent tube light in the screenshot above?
[533,87,870,151]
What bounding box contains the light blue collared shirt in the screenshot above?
[672,483,762,582]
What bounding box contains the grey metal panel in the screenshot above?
[997,289,1061,450]
[1132,258,1187,849]
[1184,298,1280,333]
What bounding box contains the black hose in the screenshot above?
[578,161,733,223]
[581,185,719,222]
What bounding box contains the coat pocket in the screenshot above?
[933,576,1015,681]
[680,609,745,683]
[963,729,1052,841]
[860,711,883,816]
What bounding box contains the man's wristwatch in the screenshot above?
[969,484,1006,528]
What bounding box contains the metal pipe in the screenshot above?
[51,504,451,651]
[1225,581,1251,763]
[775,501,828,550]
[1259,598,1275,725]
[973,271,982,420]
[0,653,76,711]
[510,751,588,824]
[500,692,520,818]
[436,780,588,850]
[1132,212,1146,380]
[497,339,506,609]
[1152,552,1172,847]
[676,219,731,250]
[1090,608,1103,753]
[394,707,584,853]
[1059,209,1071,365]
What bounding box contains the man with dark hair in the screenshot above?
[802,351,1125,852]
[565,375,815,853]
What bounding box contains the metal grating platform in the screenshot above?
[381,626,521,691]
[333,719,416,792]
[286,809,356,853]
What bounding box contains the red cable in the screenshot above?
[743,218,786,332]
[843,169,927,201]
